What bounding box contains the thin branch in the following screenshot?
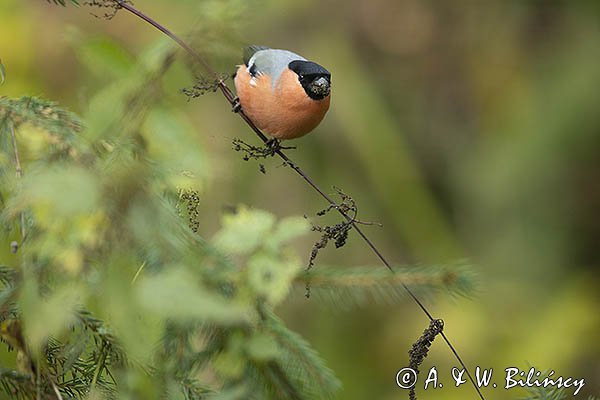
[116,1,215,77]
[51,381,63,400]
[112,2,485,399]
[131,261,146,284]
[91,342,107,389]
[9,122,26,242]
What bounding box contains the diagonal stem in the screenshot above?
[116,1,216,77]
[113,2,485,399]
[9,122,26,242]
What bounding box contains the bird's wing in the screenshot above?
[248,49,306,87]
[243,45,270,66]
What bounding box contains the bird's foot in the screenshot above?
[265,138,279,155]
[231,97,242,113]
[232,138,296,172]
[265,138,295,155]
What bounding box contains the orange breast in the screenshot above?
[234,65,330,140]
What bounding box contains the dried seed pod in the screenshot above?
[408,319,444,400]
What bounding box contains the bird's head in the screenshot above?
[288,60,331,100]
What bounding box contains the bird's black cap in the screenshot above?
[288,60,331,81]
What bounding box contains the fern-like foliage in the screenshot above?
[0,96,85,188]
[46,0,80,6]
[0,368,34,400]
[0,96,82,139]
[518,369,593,400]
[523,390,598,400]
[521,385,567,400]
[261,309,341,399]
[0,271,122,399]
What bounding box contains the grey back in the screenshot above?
[248,49,306,88]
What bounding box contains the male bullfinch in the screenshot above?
[233,46,331,140]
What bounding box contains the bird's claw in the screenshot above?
[264,138,295,154]
[265,138,280,153]
[231,97,242,113]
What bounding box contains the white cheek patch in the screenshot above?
[246,63,266,88]
[249,71,264,88]
[246,65,256,87]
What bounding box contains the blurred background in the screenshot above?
[1,0,599,398]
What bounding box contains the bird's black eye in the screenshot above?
[288,60,331,100]
[249,63,258,77]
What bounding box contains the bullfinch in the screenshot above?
[233,46,331,140]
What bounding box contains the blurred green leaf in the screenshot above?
[83,39,177,142]
[15,166,99,218]
[246,333,281,362]
[67,30,135,78]
[213,347,246,379]
[265,216,310,250]
[248,252,302,306]
[20,280,82,352]
[46,0,79,6]
[143,108,207,190]
[136,267,251,324]
[83,79,138,141]
[0,97,82,140]
[213,207,276,255]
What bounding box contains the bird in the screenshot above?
[233,45,331,141]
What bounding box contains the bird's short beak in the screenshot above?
[312,77,330,97]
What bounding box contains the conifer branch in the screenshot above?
[46,0,79,6]
[0,267,122,399]
[261,308,340,399]
[0,368,33,399]
[0,97,82,144]
[0,97,83,250]
[251,361,304,400]
[297,263,474,308]
[179,378,212,400]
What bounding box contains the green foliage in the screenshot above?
[0,96,82,138]
[521,387,566,400]
[46,0,79,6]
[518,369,595,400]
[0,18,475,400]
[301,262,475,308]
[261,309,341,399]
[520,383,568,400]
